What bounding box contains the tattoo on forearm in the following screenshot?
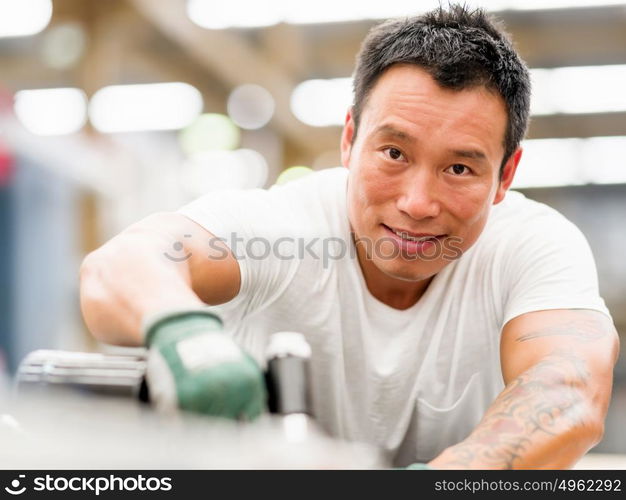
[516,317,609,343]
[439,351,591,469]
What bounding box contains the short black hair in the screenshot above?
[352,4,531,173]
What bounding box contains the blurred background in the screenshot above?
[0,0,624,455]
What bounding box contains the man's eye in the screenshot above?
[447,164,471,175]
[384,147,405,161]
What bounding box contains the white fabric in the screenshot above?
[177,167,611,466]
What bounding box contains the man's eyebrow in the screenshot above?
[372,125,416,143]
[450,148,488,162]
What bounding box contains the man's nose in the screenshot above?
[396,170,441,220]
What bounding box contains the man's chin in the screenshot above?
[374,257,444,283]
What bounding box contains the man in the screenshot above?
[80,5,619,468]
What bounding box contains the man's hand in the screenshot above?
[429,309,619,469]
[145,310,266,420]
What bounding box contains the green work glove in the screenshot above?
[144,310,266,420]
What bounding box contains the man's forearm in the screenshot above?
[429,351,604,469]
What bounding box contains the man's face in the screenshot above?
[341,64,521,286]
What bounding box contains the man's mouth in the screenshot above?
[381,224,446,242]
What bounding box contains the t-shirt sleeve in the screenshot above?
[500,211,611,327]
[175,187,301,318]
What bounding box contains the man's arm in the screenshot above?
[79,212,240,346]
[428,309,620,469]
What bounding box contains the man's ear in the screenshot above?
[493,147,522,205]
[340,107,355,168]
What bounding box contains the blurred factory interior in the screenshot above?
[0,0,625,455]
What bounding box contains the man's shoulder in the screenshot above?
[176,167,348,244]
[267,167,349,232]
[492,190,556,217]
[489,190,577,232]
[479,190,588,256]
[269,167,347,198]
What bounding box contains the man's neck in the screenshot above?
[353,235,434,310]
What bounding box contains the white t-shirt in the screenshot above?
[177,167,610,466]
